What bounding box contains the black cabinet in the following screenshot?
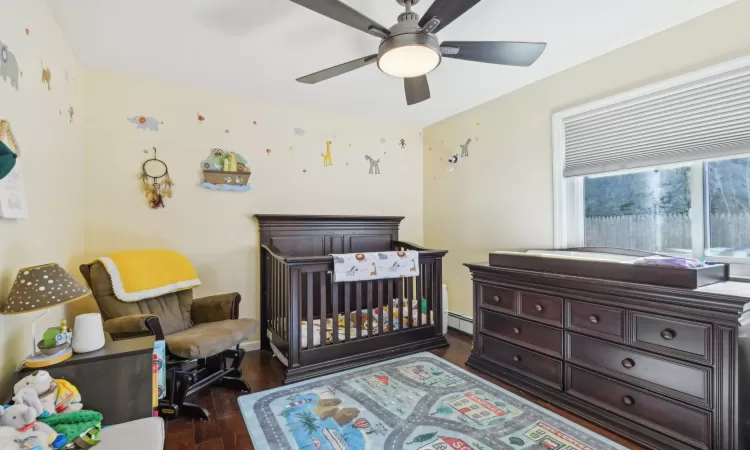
[17,335,154,426]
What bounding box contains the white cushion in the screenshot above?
[97,417,164,450]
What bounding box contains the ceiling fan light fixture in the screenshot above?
[378,33,441,78]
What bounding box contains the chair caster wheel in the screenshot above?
[157,404,180,420]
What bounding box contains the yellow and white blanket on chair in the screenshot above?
[96,250,201,302]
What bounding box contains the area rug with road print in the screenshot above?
[239,352,627,450]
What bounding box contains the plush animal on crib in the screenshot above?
[0,425,51,450]
[14,371,82,416]
[0,403,61,449]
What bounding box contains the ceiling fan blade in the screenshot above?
[289,0,391,38]
[297,55,378,84]
[418,0,482,34]
[404,75,431,106]
[440,41,547,66]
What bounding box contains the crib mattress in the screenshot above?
[300,306,432,350]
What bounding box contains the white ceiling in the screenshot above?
[47,0,735,127]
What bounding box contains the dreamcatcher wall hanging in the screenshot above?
[139,147,174,209]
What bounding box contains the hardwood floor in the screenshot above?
[164,331,643,450]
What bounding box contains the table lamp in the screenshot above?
[1,263,91,367]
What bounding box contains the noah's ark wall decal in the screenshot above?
[200,148,251,192]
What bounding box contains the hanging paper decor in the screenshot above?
[0,121,19,180]
[200,148,251,192]
[127,115,161,131]
[365,155,380,174]
[139,147,174,209]
[460,138,471,157]
[0,39,20,90]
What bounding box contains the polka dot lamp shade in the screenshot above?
[1,263,90,315]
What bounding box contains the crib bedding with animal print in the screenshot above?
[331,251,419,282]
[301,301,433,349]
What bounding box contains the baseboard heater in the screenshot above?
[447,311,473,336]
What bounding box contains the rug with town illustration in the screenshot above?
[239,352,627,450]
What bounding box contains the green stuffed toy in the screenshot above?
[38,410,102,444]
[0,138,17,180]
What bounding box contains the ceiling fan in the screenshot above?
[290,0,547,105]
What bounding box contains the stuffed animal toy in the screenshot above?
[0,404,58,448]
[14,372,82,416]
[0,425,51,450]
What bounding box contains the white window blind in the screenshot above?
[562,63,750,177]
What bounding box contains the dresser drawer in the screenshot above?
[482,334,562,389]
[479,284,517,314]
[567,333,711,408]
[518,291,563,326]
[567,300,625,342]
[631,312,712,365]
[481,310,563,357]
[566,365,710,448]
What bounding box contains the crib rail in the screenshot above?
[261,243,447,369]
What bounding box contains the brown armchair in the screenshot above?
[80,261,258,420]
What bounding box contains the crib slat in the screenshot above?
[356,282,363,339]
[284,265,289,337]
[271,258,279,332]
[396,278,403,331]
[367,281,374,338]
[288,268,301,367]
[417,266,423,327]
[407,276,414,329]
[425,263,432,326]
[332,282,339,344]
[279,261,284,333]
[344,283,351,342]
[320,272,327,347]
[377,280,384,336]
[307,272,314,350]
[435,257,443,336]
[387,279,393,334]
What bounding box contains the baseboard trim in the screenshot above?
[240,340,261,352]
[447,311,474,336]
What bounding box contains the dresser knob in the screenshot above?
[621,395,634,406]
[512,327,521,335]
[492,295,500,302]
[512,355,521,362]
[534,304,543,312]
[621,358,635,369]
[660,329,675,340]
[588,315,599,324]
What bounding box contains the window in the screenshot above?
[584,165,692,254]
[564,155,750,264]
[554,55,750,267]
[706,156,750,258]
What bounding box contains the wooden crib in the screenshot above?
[256,215,448,384]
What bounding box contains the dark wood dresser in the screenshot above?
[465,261,750,450]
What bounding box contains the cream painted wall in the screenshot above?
[0,1,86,393]
[82,70,424,323]
[424,0,750,317]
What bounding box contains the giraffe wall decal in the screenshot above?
[322,141,333,166]
[460,138,472,157]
